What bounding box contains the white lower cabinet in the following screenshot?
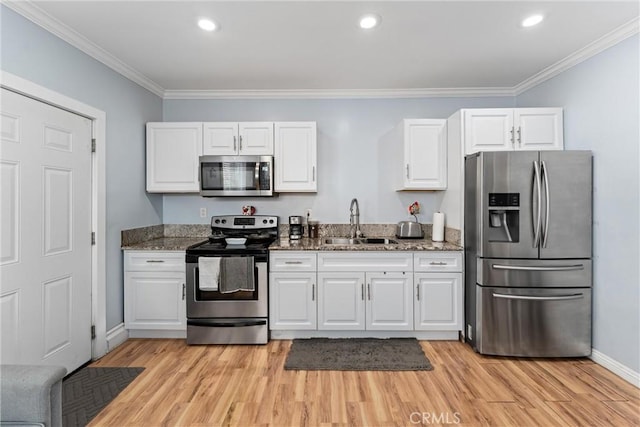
[413,252,463,331]
[124,251,186,337]
[269,272,317,330]
[269,251,317,330]
[269,250,462,338]
[414,273,462,330]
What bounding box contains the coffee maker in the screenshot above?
[289,216,304,240]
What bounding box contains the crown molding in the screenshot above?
[162,87,516,100]
[514,17,639,95]
[3,0,165,97]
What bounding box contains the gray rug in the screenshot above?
[62,366,144,426]
[284,338,433,371]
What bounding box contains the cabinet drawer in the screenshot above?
[318,252,412,272]
[124,251,185,272]
[413,252,462,272]
[270,251,317,271]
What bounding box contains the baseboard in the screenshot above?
[590,348,640,387]
[106,323,128,352]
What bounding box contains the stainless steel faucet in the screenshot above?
[349,198,363,238]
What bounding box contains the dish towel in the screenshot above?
[220,257,255,293]
[198,257,221,291]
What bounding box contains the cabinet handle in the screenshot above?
[406,164,410,179]
[367,283,371,301]
[239,135,243,150]
[233,136,237,151]
[146,260,165,263]
[510,128,515,145]
[429,261,447,266]
[517,126,522,145]
[312,166,316,182]
[284,261,303,265]
[312,284,315,301]
[416,284,420,300]
[361,283,365,300]
[182,283,186,300]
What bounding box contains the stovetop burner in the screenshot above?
[186,215,279,257]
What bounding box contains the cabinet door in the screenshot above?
[238,122,274,155]
[203,122,238,155]
[515,108,564,151]
[124,271,186,330]
[274,122,317,192]
[366,272,413,330]
[269,272,317,330]
[463,109,514,155]
[414,273,462,331]
[404,119,447,190]
[146,122,202,192]
[317,272,365,330]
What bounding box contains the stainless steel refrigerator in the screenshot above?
[464,151,592,357]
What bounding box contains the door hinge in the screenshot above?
[91,138,96,153]
[91,325,96,339]
[91,232,96,245]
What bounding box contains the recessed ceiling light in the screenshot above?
[198,18,218,32]
[359,14,380,30]
[521,14,544,28]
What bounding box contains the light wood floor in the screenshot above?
[88,339,639,426]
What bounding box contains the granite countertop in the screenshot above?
[269,237,462,251]
[122,237,207,251]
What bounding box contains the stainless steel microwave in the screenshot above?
[199,155,274,197]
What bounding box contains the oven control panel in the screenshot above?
[211,215,278,229]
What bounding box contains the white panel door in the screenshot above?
[414,273,462,331]
[274,122,317,192]
[0,88,92,373]
[317,272,365,330]
[404,119,447,190]
[464,109,514,154]
[515,108,564,151]
[203,122,239,155]
[269,272,317,330]
[238,122,274,155]
[366,272,413,330]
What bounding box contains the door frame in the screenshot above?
[1,70,107,359]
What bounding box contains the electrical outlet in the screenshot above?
[305,209,312,220]
[199,207,207,218]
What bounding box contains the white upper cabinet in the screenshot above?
[146,122,202,193]
[274,122,317,192]
[463,108,563,154]
[203,122,274,156]
[381,119,447,191]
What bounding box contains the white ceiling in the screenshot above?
[8,1,639,98]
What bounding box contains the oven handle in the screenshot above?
[187,319,267,328]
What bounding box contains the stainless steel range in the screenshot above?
[185,215,278,344]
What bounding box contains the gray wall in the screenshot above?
[1,6,164,330]
[162,97,514,225]
[517,35,640,372]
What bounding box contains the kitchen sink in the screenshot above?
[323,237,398,245]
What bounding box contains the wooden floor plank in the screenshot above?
[87,339,639,427]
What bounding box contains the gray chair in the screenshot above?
[0,365,67,427]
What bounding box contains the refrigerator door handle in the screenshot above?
[541,160,550,248]
[492,264,585,272]
[532,161,542,248]
[492,293,584,302]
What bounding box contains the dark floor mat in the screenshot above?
[284,338,433,371]
[62,366,144,426]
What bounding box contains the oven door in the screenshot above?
[186,256,268,318]
[199,155,273,197]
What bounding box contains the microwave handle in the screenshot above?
[255,162,260,190]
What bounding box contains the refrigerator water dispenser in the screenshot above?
[488,193,519,242]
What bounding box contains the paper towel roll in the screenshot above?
[432,212,445,242]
